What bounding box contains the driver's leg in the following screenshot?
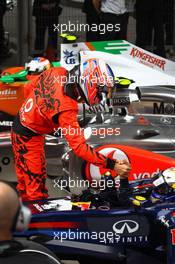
[11,131,48,200]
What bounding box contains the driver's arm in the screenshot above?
[58,110,116,170]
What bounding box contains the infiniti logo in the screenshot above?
[113,220,139,234]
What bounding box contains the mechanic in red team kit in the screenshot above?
[11,58,131,200]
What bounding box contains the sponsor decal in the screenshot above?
[33,200,71,212]
[133,168,160,180]
[113,220,139,234]
[86,101,107,114]
[87,215,149,245]
[0,89,17,96]
[112,97,130,106]
[114,235,148,244]
[90,40,130,55]
[0,132,11,139]
[153,102,175,115]
[159,215,170,228]
[33,203,58,212]
[0,121,13,127]
[63,50,76,65]
[130,47,166,70]
[112,220,148,244]
[160,116,173,124]
[33,204,43,212]
[171,229,175,245]
[24,98,33,113]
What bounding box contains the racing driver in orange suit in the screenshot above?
[11,58,131,201]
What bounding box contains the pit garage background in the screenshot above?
[2,0,175,68]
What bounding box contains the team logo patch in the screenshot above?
[24,98,33,113]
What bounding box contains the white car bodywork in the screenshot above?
[60,40,175,86]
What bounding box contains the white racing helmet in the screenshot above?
[78,58,115,106]
[152,167,175,194]
[25,57,51,75]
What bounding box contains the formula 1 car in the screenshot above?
[0,58,60,132]
[1,41,175,181]
[0,78,175,182]
[15,167,175,264]
[54,80,173,192]
[1,106,175,183]
[1,39,175,132]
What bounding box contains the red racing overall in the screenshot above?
[11,67,115,200]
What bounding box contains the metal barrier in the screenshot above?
[2,0,18,67]
[1,0,175,67]
[30,0,86,59]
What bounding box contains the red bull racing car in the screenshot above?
[15,166,175,264]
